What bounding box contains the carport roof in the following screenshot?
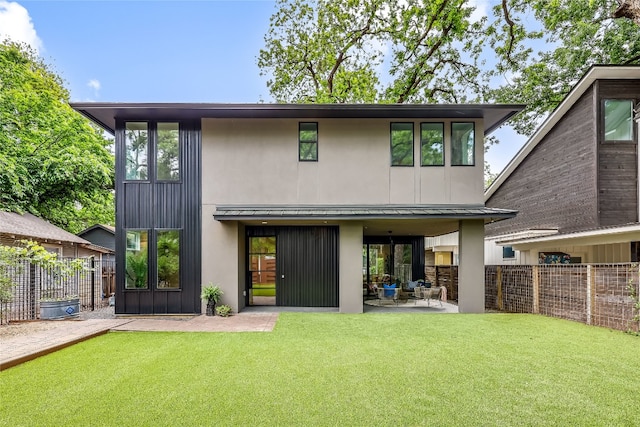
[71,103,524,135]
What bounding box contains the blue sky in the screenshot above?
[0,0,526,173]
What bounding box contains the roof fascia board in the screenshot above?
[485,65,640,200]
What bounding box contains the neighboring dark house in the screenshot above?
[485,65,640,264]
[0,211,112,260]
[78,224,115,262]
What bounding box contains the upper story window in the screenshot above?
[391,123,414,166]
[420,123,444,166]
[604,99,634,141]
[125,122,148,180]
[299,122,318,161]
[451,122,475,166]
[157,123,180,180]
[124,121,181,181]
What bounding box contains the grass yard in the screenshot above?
[1,313,639,426]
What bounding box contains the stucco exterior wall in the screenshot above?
[201,117,485,312]
[201,118,484,206]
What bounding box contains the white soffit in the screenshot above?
[499,223,640,248]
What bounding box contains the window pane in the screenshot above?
[604,100,633,141]
[157,122,180,180]
[451,123,475,166]
[125,230,148,289]
[157,230,180,289]
[393,244,412,284]
[421,123,444,166]
[299,122,318,161]
[125,122,148,180]
[391,123,414,166]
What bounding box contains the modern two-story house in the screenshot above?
[72,103,522,315]
[485,65,640,264]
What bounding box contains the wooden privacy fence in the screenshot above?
[427,264,639,332]
[486,264,639,332]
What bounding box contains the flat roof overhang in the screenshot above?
[495,223,640,250]
[214,205,517,237]
[71,103,525,135]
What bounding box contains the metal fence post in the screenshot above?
[91,257,95,311]
[586,264,593,325]
[532,265,539,314]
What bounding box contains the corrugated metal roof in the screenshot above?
[0,212,90,245]
[213,205,517,221]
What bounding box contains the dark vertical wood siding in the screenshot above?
[115,120,201,315]
[486,87,599,236]
[276,227,339,307]
[596,80,639,226]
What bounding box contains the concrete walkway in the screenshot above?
[0,312,279,371]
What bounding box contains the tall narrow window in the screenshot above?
[125,230,148,289]
[125,122,148,180]
[157,230,180,289]
[391,123,414,166]
[604,99,633,141]
[451,122,475,166]
[299,122,318,161]
[157,122,180,180]
[421,123,444,166]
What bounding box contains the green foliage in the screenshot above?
[258,0,487,104]
[157,231,179,288]
[215,304,232,317]
[125,251,148,289]
[0,240,85,302]
[201,283,223,303]
[0,40,114,233]
[487,0,640,136]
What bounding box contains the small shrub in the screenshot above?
[215,304,232,317]
[201,283,223,303]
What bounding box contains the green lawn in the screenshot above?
[1,313,639,426]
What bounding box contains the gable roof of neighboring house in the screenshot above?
[71,103,525,136]
[77,224,115,236]
[0,212,89,245]
[485,65,640,200]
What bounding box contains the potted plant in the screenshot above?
[215,304,232,317]
[201,283,223,316]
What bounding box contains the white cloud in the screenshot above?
[0,1,42,52]
[469,0,489,24]
[88,79,101,92]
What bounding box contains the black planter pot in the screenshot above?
[206,301,216,316]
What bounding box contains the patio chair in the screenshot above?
[377,286,398,305]
[424,286,444,307]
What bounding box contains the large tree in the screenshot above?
[258,0,640,136]
[0,41,114,233]
[489,0,640,135]
[258,0,488,104]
